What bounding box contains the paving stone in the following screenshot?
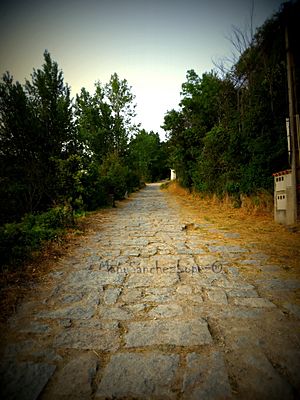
[60,293,83,304]
[3,340,40,359]
[261,264,282,272]
[232,297,276,308]
[226,288,259,298]
[177,248,194,255]
[31,349,63,362]
[0,360,56,400]
[99,306,132,320]
[144,287,175,303]
[36,305,95,320]
[54,327,119,351]
[222,232,240,238]
[176,285,193,295]
[189,296,204,304]
[126,303,147,313]
[59,318,72,328]
[96,352,179,399]
[47,353,98,399]
[19,322,51,333]
[121,288,143,303]
[182,351,232,399]
[74,320,119,329]
[214,278,255,290]
[208,245,248,254]
[126,273,179,288]
[194,255,218,267]
[141,247,158,256]
[206,288,228,304]
[282,303,300,318]
[132,238,149,246]
[252,253,270,260]
[123,249,141,256]
[149,304,183,318]
[219,309,263,319]
[255,278,300,290]
[232,349,294,399]
[103,288,122,305]
[226,266,239,277]
[125,319,212,347]
[66,270,125,287]
[240,259,261,265]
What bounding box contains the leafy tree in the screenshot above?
[0,51,78,224]
[128,129,168,182]
[25,50,75,158]
[163,2,298,198]
[105,73,138,155]
[75,86,114,162]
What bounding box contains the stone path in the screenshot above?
[1,183,300,399]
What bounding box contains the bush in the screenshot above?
[99,152,131,200]
[0,206,74,267]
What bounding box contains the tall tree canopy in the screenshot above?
[163,1,299,197]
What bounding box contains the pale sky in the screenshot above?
[0,0,283,140]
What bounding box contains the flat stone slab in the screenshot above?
[219,308,263,319]
[282,303,300,318]
[208,245,248,254]
[231,349,294,399]
[99,306,132,320]
[36,305,95,320]
[19,322,51,334]
[144,293,175,303]
[240,259,261,266]
[0,360,56,400]
[53,326,119,351]
[182,351,232,399]
[255,279,300,291]
[176,285,193,295]
[126,273,179,288]
[104,288,122,305]
[46,353,98,399]
[96,352,179,399]
[214,279,255,290]
[232,297,276,308]
[125,319,212,347]
[66,270,125,287]
[149,304,183,318]
[226,288,259,298]
[121,288,143,303]
[206,288,228,304]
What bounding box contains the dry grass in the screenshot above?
[164,181,300,273]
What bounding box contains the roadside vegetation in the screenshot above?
[0,53,169,268]
[163,2,299,201]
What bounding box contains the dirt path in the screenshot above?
[1,183,300,399]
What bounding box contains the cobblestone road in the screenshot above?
[1,183,300,399]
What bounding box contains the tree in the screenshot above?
[128,130,168,182]
[105,73,138,155]
[0,51,78,223]
[75,86,114,162]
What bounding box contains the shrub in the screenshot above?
[0,206,74,267]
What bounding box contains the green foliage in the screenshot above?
[0,51,77,224]
[163,3,297,197]
[128,129,169,182]
[0,206,74,266]
[0,52,155,268]
[99,152,130,200]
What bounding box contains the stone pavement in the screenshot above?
[1,183,300,399]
